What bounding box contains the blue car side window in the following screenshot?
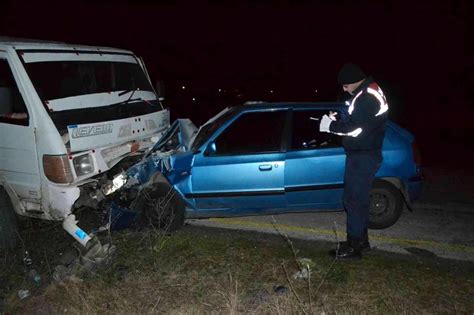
[213,111,287,155]
[291,110,342,150]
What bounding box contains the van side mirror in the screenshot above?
[155,80,165,101]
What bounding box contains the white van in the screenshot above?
[0,37,169,251]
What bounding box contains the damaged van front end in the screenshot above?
[97,119,197,231]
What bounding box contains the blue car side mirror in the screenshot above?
[205,141,217,156]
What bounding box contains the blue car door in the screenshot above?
[284,109,346,211]
[190,110,288,216]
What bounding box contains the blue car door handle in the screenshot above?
[259,164,272,171]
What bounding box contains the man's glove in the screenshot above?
[319,114,332,133]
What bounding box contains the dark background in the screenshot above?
[1,0,473,168]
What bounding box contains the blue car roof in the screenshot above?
[234,101,414,142]
[239,101,346,111]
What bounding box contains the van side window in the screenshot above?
[0,59,29,126]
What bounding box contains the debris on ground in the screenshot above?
[17,290,30,300]
[293,258,316,280]
[273,285,289,294]
[293,267,311,280]
[53,237,116,282]
[298,258,316,269]
[23,251,42,286]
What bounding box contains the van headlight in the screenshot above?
[73,154,94,177]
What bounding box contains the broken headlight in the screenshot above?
[102,173,128,196]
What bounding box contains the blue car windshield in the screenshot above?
[191,107,240,152]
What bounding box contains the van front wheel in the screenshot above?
[0,187,19,251]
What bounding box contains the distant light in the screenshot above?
[182,86,186,90]
[314,89,318,93]
[218,88,222,92]
[192,97,196,102]
[270,90,274,94]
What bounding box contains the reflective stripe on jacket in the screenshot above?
[329,77,389,151]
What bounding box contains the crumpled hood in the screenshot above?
[151,118,198,152]
[124,119,197,186]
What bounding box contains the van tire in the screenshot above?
[133,183,185,232]
[368,180,403,229]
[0,187,19,251]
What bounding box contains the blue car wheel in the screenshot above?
[369,180,403,229]
[132,183,185,232]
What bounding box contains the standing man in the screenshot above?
[320,63,389,259]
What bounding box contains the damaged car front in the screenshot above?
[100,118,198,231]
[98,106,238,231]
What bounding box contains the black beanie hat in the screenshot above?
[337,63,366,84]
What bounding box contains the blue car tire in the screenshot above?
[133,183,185,232]
[368,180,403,229]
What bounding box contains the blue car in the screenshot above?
[108,102,423,231]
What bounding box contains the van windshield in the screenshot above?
[20,52,163,132]
[23,60,153,101]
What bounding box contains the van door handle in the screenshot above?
[259,164,272,171]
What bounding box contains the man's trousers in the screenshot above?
[343,150,383,241]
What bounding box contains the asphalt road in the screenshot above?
[188,168,474,262]
[188,202,474,262]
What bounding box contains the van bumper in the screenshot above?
[46,184,81,219]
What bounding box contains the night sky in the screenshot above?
[1,0,473,168]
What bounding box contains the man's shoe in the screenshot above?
[337,240,371,252]
[329,243,362,260]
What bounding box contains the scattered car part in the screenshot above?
[53,236,116,282]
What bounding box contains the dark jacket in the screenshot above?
[329,77,388,152]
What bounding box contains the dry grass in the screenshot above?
[2,224,474,314]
